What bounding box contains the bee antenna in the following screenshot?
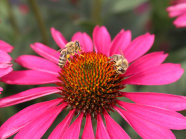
[119,48,125,57]
[75,40,79,44]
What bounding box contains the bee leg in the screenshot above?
[66,55,71,62]
[57,49,62,52]
[67,58,71,62]
[108,57,114,63]
[79,54,84,57]
[71,52,75,56]
[77,51,84,57]
[66,55,73,65]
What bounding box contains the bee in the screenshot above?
[58,50,67,68]
[58,40,81,68]
[110,54,128,74]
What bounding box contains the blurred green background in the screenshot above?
[0,0,186,138]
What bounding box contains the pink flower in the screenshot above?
[167,0,186,27]
[0,40,13,94]
[134,2,151,15]
[18,4,29,15]
[0,26,186,139]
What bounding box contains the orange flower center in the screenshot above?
[57,52,125,117]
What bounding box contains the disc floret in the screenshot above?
[58,52,125,117]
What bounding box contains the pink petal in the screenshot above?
[0,40,13,53]
[125,52,168,77]
[118,101,186,129]
[0,87,3,94]
[0,87,60,108]
[93,25,111,56]
[30,43,59,64]
[0,99,62,139]
[0,67,13,77]
[15,55,60,75]
[124,33,155,63]
[96,114,111,139]
[48,110,75,139]
[110,29,131,56]
[0,52,13,76]
[167,3,186,17]
[51,27,67,49]
[14,103,67,139]
[0,50,12,64]
[174,13,186,28]
[71,32,93,52]
[115,107,176,139]
[122,92,186,111]
[123,63,184,85]
[1,70,60,85]
[62,113,84,139]
[104,112,131,139]
[82,114,95,139]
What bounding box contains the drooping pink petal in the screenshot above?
[93,25,111,56]
[82,114,95,139]
[0,99,62,139]
[48,110,75,139]
[123,63,184,85]
[15,55,60,75]
[115,107,176,139]
[30,43,59,64]
[71,32,93,52]
[122,92,186,111]
[118,101,186,129]
[104,111,131,139]
[174,13,186,28]
[0,87,60,108]
[123,33,155,63]
[1,70,60,85]
[0,50,12,64]
[0,40,13,53]
[96,114,110,139]
[62,113,84,139]
[167,3,186,17]
[51,27,67,49]
[0,67,13,77]
[124,52,168,77]
[110,29,131,56]
[14,103,67,139]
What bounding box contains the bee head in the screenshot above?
[75,41,81,50]
[117,67,125,74]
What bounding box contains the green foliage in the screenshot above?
[111,0,147,13]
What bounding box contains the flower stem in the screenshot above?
[91,0,102,25]
[28,0,49,45]
[6,0,20,36]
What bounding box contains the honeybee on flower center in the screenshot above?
[110,54,128,74]
[58,40,82,68]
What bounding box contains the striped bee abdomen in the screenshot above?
[58,50,67,68]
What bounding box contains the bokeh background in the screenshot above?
[0,0,186,138]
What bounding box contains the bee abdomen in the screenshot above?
[58,58,67,67]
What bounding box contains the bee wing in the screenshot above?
[66,42,74,48]
[58,47,66,52]
[61,50,67,56]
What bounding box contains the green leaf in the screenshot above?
[112,0,147,13]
